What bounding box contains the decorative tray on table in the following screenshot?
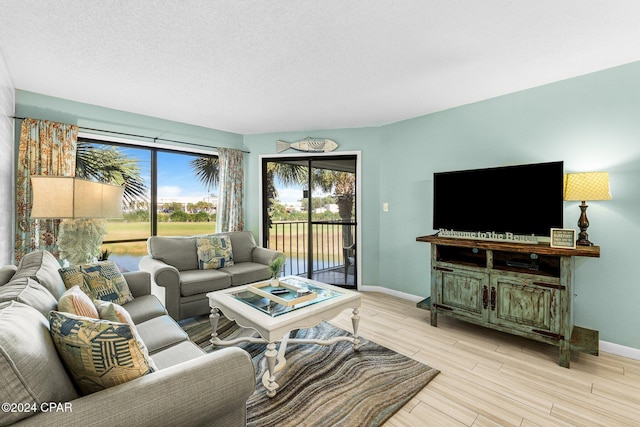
[247,279,317,306]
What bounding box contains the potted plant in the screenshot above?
[269,255,286,286]
[98,248,111,261]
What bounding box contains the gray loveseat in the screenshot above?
[0,250,255,427]
[139,231,283,321]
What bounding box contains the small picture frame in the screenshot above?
[550,228,577,249]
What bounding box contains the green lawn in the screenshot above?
[267,222,347,259]
[103,220,349,261]
[103,221,217,256]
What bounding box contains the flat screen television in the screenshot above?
[433,161,564,237]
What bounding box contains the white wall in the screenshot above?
[0,49,15,265]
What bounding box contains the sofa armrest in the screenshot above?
[252,247,284,266]
[15,347,255,427]
[122,271,152,297]
[139,256,181,319]
[0,264,18,286]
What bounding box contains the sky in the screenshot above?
[117,146,216,203]
[278,186,305,205]
[157,151,216,201]
[116,145,323,206]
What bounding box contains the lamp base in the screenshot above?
[576,201,594,246]
[58,218,106,265]
[576,236,594,246]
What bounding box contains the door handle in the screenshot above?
[490,287,496,311]
[482,286,488,309]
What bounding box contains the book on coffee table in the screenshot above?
[247,279,317,306]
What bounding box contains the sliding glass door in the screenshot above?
[262,155,357,288]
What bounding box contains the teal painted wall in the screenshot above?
[12,60,640,349]
[373,62,640,349]
[243,62,640,349]
[13,90,245,263]
[15,90,244,150]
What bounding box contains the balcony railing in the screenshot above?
[267,220,356,283]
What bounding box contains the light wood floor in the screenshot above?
[328,292,640,427]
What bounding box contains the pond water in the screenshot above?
[110,254,142,272]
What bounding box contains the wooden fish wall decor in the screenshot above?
[276,137,338,153]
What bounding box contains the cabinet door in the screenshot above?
[489,274,561,337]
[435,267,489,323]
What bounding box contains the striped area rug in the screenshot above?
[180,316,439,427]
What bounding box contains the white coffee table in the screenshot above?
[206,276,362,397]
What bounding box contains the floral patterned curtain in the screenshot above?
[15,119,78,262]
[215,148,245,232]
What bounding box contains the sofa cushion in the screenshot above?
[122,294,167,324]
[58,285,100,318]
[94,299,135,325]
[0,301,78,426]
[219,262,272,286]
[222,231,257,263]
[150,341,205,370]
[135,315,189,354]
[49,310,157,395]
[12,250,66,300]
[0,277,58,317]
[59,261,134,305]
[179,269,231,297]
[196,235,234,269]
[148,236,198,271]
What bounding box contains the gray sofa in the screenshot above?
[140,231,283,321]
[0,250,255,427]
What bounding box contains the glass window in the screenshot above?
[77,138,218,271]
[157,151,217,237]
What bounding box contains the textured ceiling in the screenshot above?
[1,1,640,135]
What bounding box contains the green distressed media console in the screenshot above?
[416,234,601,368]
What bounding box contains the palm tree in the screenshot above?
[190,156,355,247]
[312,169,356,246]
[190,157,220,190]
[190,155,354,224]
[312,170,355,218]
[266,161,307,200]
[263,162,307,232]
[190,156,307,233]
[62,142,147,264]
[75,142,147,207]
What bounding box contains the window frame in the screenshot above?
[77,134,219,245]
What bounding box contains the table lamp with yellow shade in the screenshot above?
[564,172,611,246]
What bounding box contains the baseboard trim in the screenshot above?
[361,286,640,360]
[600,340,640,360]
[360,285,424,303]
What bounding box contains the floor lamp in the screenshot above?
[564,172,611,246]
[30,176,124,265]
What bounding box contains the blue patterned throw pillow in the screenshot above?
[49,311,156,395]
[59,261,134,305]
[196,235,234,269]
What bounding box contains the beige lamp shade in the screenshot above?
[564,172,612,202]
[30,176,124,219]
